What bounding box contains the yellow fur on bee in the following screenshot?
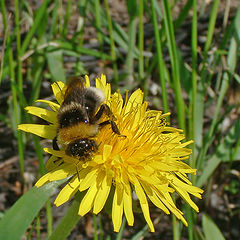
[57,123,98,144]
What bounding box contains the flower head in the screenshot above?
[18,74,203,232]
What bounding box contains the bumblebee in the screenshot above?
[54,76,121,160]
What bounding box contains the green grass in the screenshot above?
[0,0,240,239]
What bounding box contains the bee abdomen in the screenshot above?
[66,138,98,159]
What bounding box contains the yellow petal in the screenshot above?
[85,75,90,87]
[111,92,124,116]
[35,173,51,187]
[78,182,98,216]
[54,175,80,206]
[123,181,134,226]
[51,82,65,104]
[134,178,154,232]
[48,163,76,181]
[178,140,194,148]
[112,183,124,232]
[56,81,65,91]
[43,148,66,157]
[92,155,104,164]
[170,175,203,212]
[140,202,155,232]
[45,156,63,171]
[124,89,143,115]
[175,172,193,185]
[36,99,60,112]
[159,191,188,226]
[25,106,57,124]
[79,168,98,191]
[96,74,111,100]
[103,145,112,162]
[150,162,179,171]
[93,173,112,214]
[18,124,57,139]
[151,194,170,214]
[96,74,106,91]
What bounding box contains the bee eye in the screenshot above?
[84,119,88,124]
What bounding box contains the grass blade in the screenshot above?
[126,0,137,84]
[197,6,240,170]
[21,0,51,54]
[103,0,119,85]
[202,214,225,240]
[150,0,169,114]
[197,118,240,188]
[195,0,220,154]
[162,0,186,131]
[0,182,62,240]
[48,193,83,240]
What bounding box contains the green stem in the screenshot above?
[14,0,23,90]
[126,17,137,85]
[162,0,186,131]
[190,0,197,170]
[171,196,180,240]
[62,0,72,38]
[195,0,220,154]
[93,215,98,240]
[94,0,103,44]
[116,217,126,240]
[186,2,197,238]
[138,0,145,94]
[21,0,51,54]
[46,199,53,236]
[150,0,169,114]
[0,0,7,83]
[48,193,83,240]
[198,35,238,170]
[104,0,118,86]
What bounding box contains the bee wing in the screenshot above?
[64,76,86,100]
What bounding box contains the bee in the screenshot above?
[53,76,121,161]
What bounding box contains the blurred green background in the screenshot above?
[0,0,240,239]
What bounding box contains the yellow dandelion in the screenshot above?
[18,74,203,232]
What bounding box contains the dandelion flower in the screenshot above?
[18,74,203,232]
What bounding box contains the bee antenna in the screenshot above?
[75,165,80,181]
[97,141,102,148]
[55,81,64,98]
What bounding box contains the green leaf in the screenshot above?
[126,0,138,20]
[202,214,225,240]
[46,48,66,83]
[0,182,62,240]
[197,119,240,188]
[21,0,51,54]
[48,191,84,240]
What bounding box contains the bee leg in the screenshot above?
[94,104,115,121]
[99,120,127,138]
[96,104,126,137]
[99,120,119,134]
[110,121,121,135]
[53,137,60,150]
[52,137,63,166]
